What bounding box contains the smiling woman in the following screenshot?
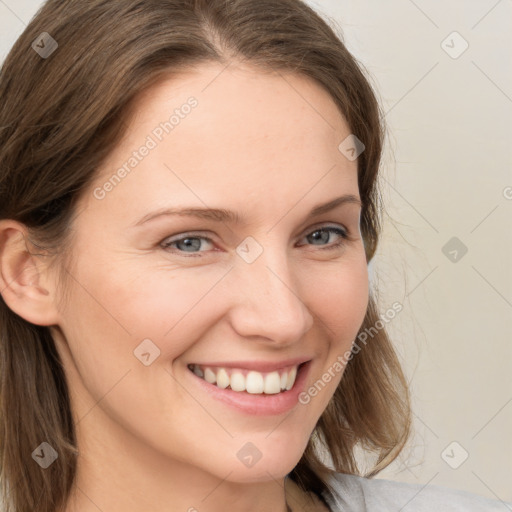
[0,1,508,512]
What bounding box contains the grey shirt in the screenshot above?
[322,472,512,511]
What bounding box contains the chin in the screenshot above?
[224,460,298,484]
[216,439,307,483]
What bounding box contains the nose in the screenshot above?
[227,244,314,345]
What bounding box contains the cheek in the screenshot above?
[114,266,231,349]
[309,251,369,339]
[297,257,368,415]
[55,261,213,440]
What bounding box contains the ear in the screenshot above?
[0,220,62,326]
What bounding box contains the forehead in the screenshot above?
[84,62,359,223]
[131,61,350,148]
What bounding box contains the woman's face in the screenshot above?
[51,62,368,487]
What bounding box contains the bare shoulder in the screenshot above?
[322,472,512,511]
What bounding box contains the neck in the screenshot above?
[285,477,330,511]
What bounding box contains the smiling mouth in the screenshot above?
[187,362,308,395]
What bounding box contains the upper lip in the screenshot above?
[189,356,312,373]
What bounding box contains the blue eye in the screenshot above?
[161,235,215,255]
[161,225,349,256]
[302,226,348,250]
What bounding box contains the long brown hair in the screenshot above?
[0,0,411,510]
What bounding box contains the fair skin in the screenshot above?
[0,61,368,511]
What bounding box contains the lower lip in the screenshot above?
[186,361,312,415]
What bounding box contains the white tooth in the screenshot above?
[245,371,264,394]
[285,366,297,390]
[264,371,281,394]
[280,371,288,390]
[216,368,230,389]
[193,365,204,378]
[230,372,246,392]
[204,368,217,384]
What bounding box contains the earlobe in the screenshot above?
[0,221,61,326]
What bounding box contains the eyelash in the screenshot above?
[160,225,350,257]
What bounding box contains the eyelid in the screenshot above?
[160,231,215,249]
[160,221,354,254]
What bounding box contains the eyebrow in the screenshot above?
[133,194,362,227]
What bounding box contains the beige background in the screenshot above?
[1,0,511,504]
